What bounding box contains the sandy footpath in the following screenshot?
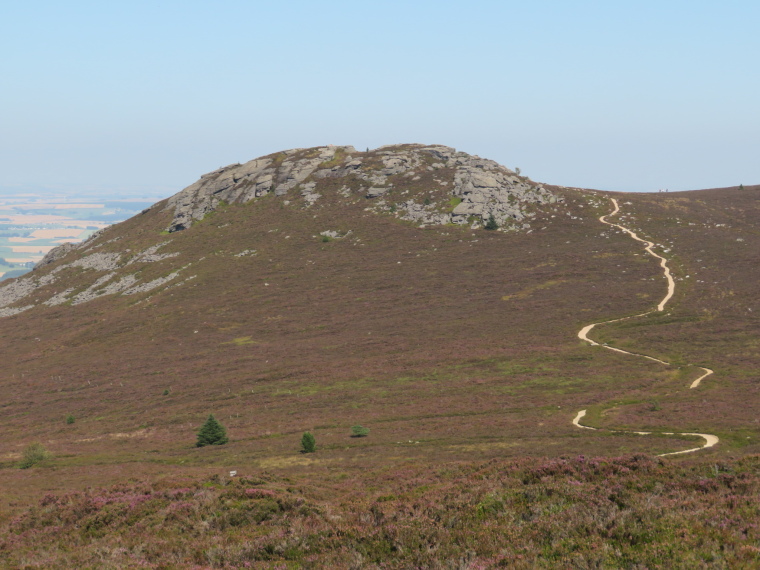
[572,198,717,456]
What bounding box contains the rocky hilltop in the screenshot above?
[166,144,560,232]
[0,144,565,318]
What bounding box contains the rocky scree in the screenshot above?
[0,237,190,318]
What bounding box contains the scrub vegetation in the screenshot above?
[0,163,758,566]
[3,455,760,567]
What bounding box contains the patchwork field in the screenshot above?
[0,193,155,280]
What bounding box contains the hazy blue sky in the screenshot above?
[2,1,758,197]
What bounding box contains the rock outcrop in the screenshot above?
[165,144,561,232]
[0,241,192,318]
[0,143,567,320]
[166,146,344,232]
[35,242,80,269]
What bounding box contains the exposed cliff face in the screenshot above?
[164,144,561,233]
[165,146,341,232]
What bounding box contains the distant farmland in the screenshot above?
[0,194,155,280]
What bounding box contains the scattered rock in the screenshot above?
[235,249,256,257]
[320,230,351,239]
[366,187,390,198]
[0,241,189,316]
[127,242,178,265]
[123,271,183,296]
[300,182,320,206]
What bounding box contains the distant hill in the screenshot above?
[0,145,758,567]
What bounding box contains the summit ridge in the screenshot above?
[165,144,561,232]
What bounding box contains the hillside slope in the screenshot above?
[0,147,758,566]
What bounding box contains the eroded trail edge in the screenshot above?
[573,198,717,456]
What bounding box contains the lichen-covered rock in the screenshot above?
[165,146,353,232]
[34,242,79,269]
[163,144,563,232]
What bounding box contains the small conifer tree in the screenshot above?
[301,431,316,453]
[484,214,499,230]
[196,414,229,447]
[65,414,75,424]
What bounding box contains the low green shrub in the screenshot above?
[19,443,51,469]
[351,425,370,437]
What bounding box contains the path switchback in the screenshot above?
[573,197,717,456]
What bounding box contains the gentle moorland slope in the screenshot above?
[0,145,758,567]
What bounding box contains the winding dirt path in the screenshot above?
[572,198,717,456]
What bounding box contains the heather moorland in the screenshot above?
[0,146,758,567]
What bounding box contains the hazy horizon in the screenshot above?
[2,1,758,197]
